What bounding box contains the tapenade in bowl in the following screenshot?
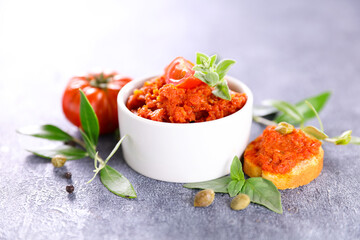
[117,54,253,182]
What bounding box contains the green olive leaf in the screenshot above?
[302,126,328,140]
[79,89,99,146]
[215,59,236,80]
[230,156,244,181]
[241,177,283,214]
[212,81,231,101]
[350,136,360,145]
[27,145,88,160]
[264,100,304,126]
[17,124,73,142]
[276,91,331,124]
[325,130,352,145]
[100,165,137,198]
[183,176,232,193]
[79,129,96,159]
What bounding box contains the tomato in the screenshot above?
[164,57,203,89]
[62,72,132,134]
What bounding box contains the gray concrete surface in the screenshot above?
[0,0,359,239]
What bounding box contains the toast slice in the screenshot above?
[243,128,324,190]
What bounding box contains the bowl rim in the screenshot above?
[117,75,253,128]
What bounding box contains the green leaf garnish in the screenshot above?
[79,129,96,159]
[183,176,231,193]
[87,135,127,184]
[79,89,99,146]
[184,156,283,214]
[263,100,304,127]
[230,156,244,181]
[216,59,236,80]
[100,165,137,198]
[276,91,331,125]
[212,81,231,101]
[27,145,88,160]
[254,91,331,126]
[241,177,283,214]
[325,130,352,145]
[227,179,245,197]
[18,90,136,199]
[193,52,235,100]
[302,126,328,140]
[17,124,74,142]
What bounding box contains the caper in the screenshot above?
[275,122,294,135]
[51,155,67,168]
[230,194,250,210]
[194,189,215,207]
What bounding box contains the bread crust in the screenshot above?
[244,142,324,190]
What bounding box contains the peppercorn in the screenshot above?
[230,194,250,210]
[64,172,72,179]
[51,155,67,168]
[194,189,215,207]
[66,185,74,193]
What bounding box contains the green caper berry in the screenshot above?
[230,194,250,210]
[51,155,67,168]
[275,122,294,135]
[194,189,215,207]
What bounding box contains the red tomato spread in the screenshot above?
[126,76,247,123]
[244,126,322,174]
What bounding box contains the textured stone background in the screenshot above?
[1,0,360,239]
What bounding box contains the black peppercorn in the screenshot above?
[66,185,74,193]
[64,172,72,179]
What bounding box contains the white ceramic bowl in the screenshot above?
[117,76,253,183]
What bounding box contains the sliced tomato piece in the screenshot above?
[164,57,203,89]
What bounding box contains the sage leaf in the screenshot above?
[209,54,217,68]
[241,177,283,214]
[350,136,360,145]
[183,176,232,193]
[79,89,99,146]
[325,130,352,145]
[227,179,245,197]
[194,71,207,83]
[193,52,234,101]
[216,59,236,80]
[79,129,96,159]
[196,52,209,65]
[212,81,231,101]
[302,126,328,140]
[17,124,73,141]
[27,145,88,160]
[264,100,304,125]
[205,72,220,87]
[230,156,244,181]
[100,165,137,198]
[276,91,331,124]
